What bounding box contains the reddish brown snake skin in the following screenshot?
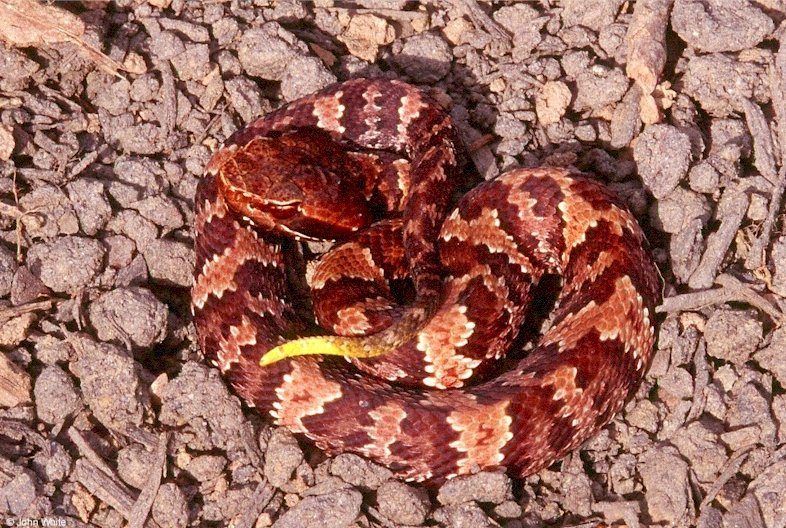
[192,78,662,484]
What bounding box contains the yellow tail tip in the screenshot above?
[258,336,384,367]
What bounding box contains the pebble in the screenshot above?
[88,286,168,348]
[672,0,773,53]
[633,124,692,199]
[376,480,430,525]
[32,365,81,425]
[271,489,362,528]
[26,236,105,293]
[264,428,304,489]
[70,338,150,430]
[437,471,512,506]
[329,453,392,490]
[704,309,763,364]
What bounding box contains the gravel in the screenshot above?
[671,0,774,53]
[2,1,785,527]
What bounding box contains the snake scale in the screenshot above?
[192,78,662,484]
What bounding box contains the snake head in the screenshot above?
[213,129,373,241]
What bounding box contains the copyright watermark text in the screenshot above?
[4,518,68,527]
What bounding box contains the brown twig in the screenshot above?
[0,299,54,324]
[688,189,749,289]
[126,434,168,528]
[744,36,786,270]
[626,0,674,95]
[448,0,510,42]
[698,445,755,513]
[657,273,786,325]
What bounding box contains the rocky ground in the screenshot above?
[0,0,785,527]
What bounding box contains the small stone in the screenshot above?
[0,245,17,297]
[159,362,247,452]
[0,42,39,91]
[225,77,267,123]
[376,480,429,525]
[639,445,690,524]
[271,489,362,528]
[237,25,306,81]
[338,14,396,62]
[104,235,136,269]
[171,44,211,82]
[705,309,763,364]
[152,483,189,528]
[573,65,628,112]
[94,79,132,116]
[671,422,728,483]
[130,195,184,231]
[682,54,767,118]
[186,454,226,485]
[107,210,158,248]
[26,236,105,293]
[625,399,660,433]
[66,179,112,236]
[720,426,763,451]
[142,239,194,287]
[149,31,185,61]
[115,254,149,287]
[117,443,157,489]
[88,287,168,348]
[672,0,774,53]
[609,453,640,495]
[19,185,80,240]
[493,500,523,519]
[658,366,694,405]
[747,193,769,222]
[443,17,474,46]
[329,453,392,490]
[494,114,529,140]
[70,338,150,430]
[688,160,721,193]
[280,57,336,103]
[433,503,497,528]
[0,123,15,160]
[0,471,37,516]
[110,158,169,207]
[754,327,786,387]
[651,187,711,234]
[633,124,692,199]
[668,218,703,282]
[562,0,624,31]
[212,18,239,47]
[437,471,512,506]
[536,81,572,126]
[264,428,304,488]
[129,74,160,103]
[726,380,773,432]
[0,313,35,348]
[33,365,81,425]
[108,119,163,155]
[32,442,71,483]
[395,33,452,83]
[745,459,786,527]
[10,267,50,306]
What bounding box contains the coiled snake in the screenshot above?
[192,78,661,483]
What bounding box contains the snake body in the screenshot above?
[192,78,661,483]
